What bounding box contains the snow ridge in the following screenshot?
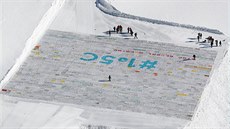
[0,0,65,88]
[185,50,230,128]
[96,0,223,35]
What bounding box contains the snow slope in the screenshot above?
[0,0,54,80]
[185,49,230,129]
[0,0,65,88]
[95,0,223,34]
[50,0,227,48]
[109,0,229,35]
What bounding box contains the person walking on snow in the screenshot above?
[211,39,214,48]
[108,75,111,81]
[193,55,196,60]
[130,28,133,36]
[215,40,218,47]
[198,33,202,39]
[108,30,111,37]
[197,35,200,42]
[134,33,138,39]
[116,26,119,33]
[219,41,222,46]
[127,27,130,33]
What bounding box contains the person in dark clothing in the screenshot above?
[108,30,111,37]
[215,40,218,47]
[201,40,206,43]
[193,55,196,60]
[116,25,119,33]
[127,27,130,33]
[198,33,202,39]
[113,27,116,32]
[197,35,200,42]
[130,29,133,36]
[108,75,111,81]
[207,36,212,43]
[211,40,213,48]
[134,33,138,39]
[219,41,222,46]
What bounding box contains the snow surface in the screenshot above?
[0,0,229,128]
[0,95,189,129]
[1,0,227,85]
[3,29,219,121]
[95,0,224,34]
[0,0,53,80]
[0,0,66,88]
[0,97,86,129]
[50,0,227,48]
[108,0,229,35]
[185,49,230,129]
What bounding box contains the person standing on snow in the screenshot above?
[200,33,202,39]
[130,28,133,36]
[215,40,218,47]
[134,33,138,39]
[108,30,111,37]
[120,25,123,33]
[116,25,119,33]
[211,39,214,48]
[193,55,196,60]
[197,35,200,42]
[127,27,130,33]
[108,75,111,81]
[198,33,202,39]
[219,41,222,46]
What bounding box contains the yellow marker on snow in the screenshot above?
[51,79,56,83]
[177,93,188,96]
[192,70,197,72]
[35,51,40,56]
[102,83,109,88]
[53,56,60,59]
[60,79,65,84]
[168,71,173,76]
[168,71,172,73]
[53,50,59,53]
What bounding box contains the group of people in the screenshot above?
[114,25,123,33]
[205,36,222,48]
[197,33,222,48]
[127,27,138,39]
[127,27,133,36]
[108,25,138,39]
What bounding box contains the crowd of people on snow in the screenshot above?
[108,27,224,48]
[108,25,138,39]
[197,33,223,48]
